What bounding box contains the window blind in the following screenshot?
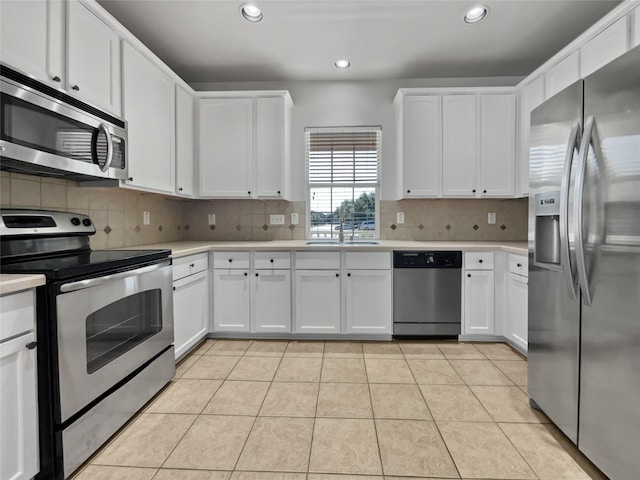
[306,128,381,185]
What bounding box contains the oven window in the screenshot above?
[85,289,162,374]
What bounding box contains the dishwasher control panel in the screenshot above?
[393,251,462,268]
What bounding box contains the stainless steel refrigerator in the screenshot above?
[528,45,640,480]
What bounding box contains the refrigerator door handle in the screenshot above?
[574,115,602,306]
[560,121,580,299]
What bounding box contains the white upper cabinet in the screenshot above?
[580,16,629,77]
[544,51,580,100]
[633,5,640,48]
[0,0,64,88]
[66,0,121,115]
[442,95,477,197]
[199,98,254,197]
[175,85,195,197]
[198,93,292,199]
[479,94,516,197]
[0,0,120,115]
[398,96,442,197]
[122,43,175,194]
[517,76,545,197]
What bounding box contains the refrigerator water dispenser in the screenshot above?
[534,191,561,266]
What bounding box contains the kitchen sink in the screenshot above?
[304,240,380,246]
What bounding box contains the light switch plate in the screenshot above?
[290,213,299,225]
[397,212,405,224]
[488,212,496,224]
[143,211,150,225]
[270,214,285,225]
[208,213,216,226]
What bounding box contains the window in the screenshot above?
[306,127,381,239]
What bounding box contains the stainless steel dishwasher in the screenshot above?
[393,251,462,337]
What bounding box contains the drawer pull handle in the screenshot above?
[26,342,37,350]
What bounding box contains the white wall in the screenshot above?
[192,76,523,201]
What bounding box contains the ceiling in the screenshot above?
[97,0,622,83]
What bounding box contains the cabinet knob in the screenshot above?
[255,273,259,277]
[228,259,233,263]
[472,189,476,193]
[335,273,339,277]
[347,273,351,277]
[190,263,195,267]
[483,189,487,194]
[248,191,251,195]
[72,85,80,91]
[26,341,37,350]
[173,286,176,291]
[270,259,274,263]
[467,274,471,277]
[478,259,483,263]
[244,272,248,276]
[52,76,61,82]
[517,263,522,267]
[127,177,133,182]
[407,189,411,193]
[277,190,281,195]
[179,187,183,191]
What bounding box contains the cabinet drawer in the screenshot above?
[0,290,36,341]
[464,252,494,270]
[255,251,291,269]
[509,254,528,277]
[173,253,209,280]
[295,251,341,270]
[213,251,250,269]
[344,251,391,270]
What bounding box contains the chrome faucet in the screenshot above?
[338,206,345,244]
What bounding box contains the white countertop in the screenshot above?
[120,240,528,259]
[0,273,46,295]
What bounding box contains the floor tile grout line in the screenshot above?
[495,421,543,479]
[361,352,386,477]
[402,347,463,480]
[305,340,325,474]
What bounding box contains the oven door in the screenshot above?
[55,260,173,422]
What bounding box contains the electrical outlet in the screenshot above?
[143,212,150,225]
[270,214,285,225]
[290,213,299,225]
[397,212,405,224]
[208,213,216,226]
[488,212,496,224]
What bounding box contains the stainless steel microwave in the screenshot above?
[0,65,128,181]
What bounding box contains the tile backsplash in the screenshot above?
[1,172,528,245]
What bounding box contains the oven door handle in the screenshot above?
[59,260,171,293]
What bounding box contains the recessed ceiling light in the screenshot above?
[335,59,351,69]
[241,4,263,22]
[464,5,488,24]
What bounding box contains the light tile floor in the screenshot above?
[72,340,607,480]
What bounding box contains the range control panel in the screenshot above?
[394,251,462,268]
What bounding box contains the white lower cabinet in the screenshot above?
[173,270,209,359]
[252,270,291,333]
[464,252,495,335]
[295,270,341,333]
[213,269,251,332]
[0,290,39,480]
[504,254,529,353]
[345,270,392,334]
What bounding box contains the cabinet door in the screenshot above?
[507,274,528,353]
[464,270,494,335]
[175,85,195,197]
[479,95,516,197]
[122,43,175,194]
[517,77,545,196]
[401,96,442,197]
[213,269,251,332]
[256,97,284,198]
[442,95,477,197]
[0,0,64,88]
[633,5,640,48]
[173,271,209,359]
[67,0,121,115]
[294,270,341,333]
[581,16,628,78]
[0,332,39,480]
[345,270,392,334]
[252,270,291,332]
[545,51,580,100]
[199,98,254,197]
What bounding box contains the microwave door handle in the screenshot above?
[59,260,170,293]
[574,115,598,306]
[559,121,580,299]
[95,123,114,173]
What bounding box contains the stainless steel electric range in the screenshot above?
[0,209,175,479]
